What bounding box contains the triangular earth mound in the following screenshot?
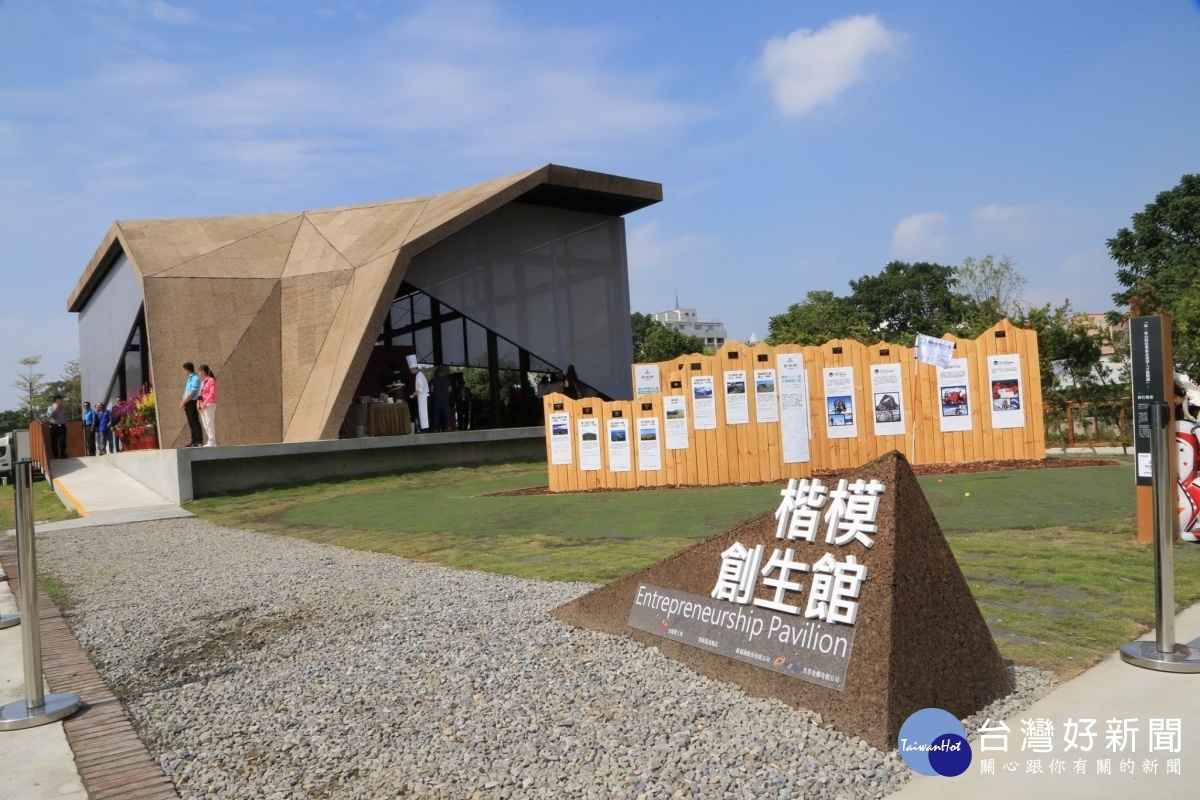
[552,450,1012,749]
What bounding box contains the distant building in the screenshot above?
[651,303,727,349]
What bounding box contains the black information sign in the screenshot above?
[1130,316,1166,487]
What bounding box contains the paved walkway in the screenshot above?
[894,604,1200,798]
[47,457,191,528]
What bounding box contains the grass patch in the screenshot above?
[186,459,1198,677]
[0,478,77,530]
[40,572,72,611]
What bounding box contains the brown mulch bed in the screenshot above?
[487,457,1126,496]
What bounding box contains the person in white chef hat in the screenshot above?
[408,354,429,432]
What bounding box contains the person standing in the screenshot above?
[82,401,96,456]
[95,402,113,455]
[179,362,203,448]
[430,367,453,433]
[197,364,218,447]
[408,354,429,433]
[45,394,68,458]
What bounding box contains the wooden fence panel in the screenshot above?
[556,319,1043,491]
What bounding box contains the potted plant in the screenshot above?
[111,389,159,451]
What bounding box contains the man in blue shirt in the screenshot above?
[82,401,96,456]
[179,362,203,448]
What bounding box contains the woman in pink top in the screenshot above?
[197,364,218,447]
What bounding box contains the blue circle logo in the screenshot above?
[898,708,972,777]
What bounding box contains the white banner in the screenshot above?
[987,354,1025,430]
[634,364,661,397]
[870,363,906,437]
[607,418,631,472]
[548,411,572,465]
[663,395,690,450]
[691,375,717,430]
[578,418,601,471]
[754,369,779,423]
[724,370,749,425]
[937,358,973,433]
[916,333,955,367]
[777,354,811,464]
[823,366,858,440]
[637,417,662,471]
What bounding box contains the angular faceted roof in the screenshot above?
[70,165,660,447]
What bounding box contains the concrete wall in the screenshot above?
[106,428,546,502]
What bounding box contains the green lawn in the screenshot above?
[0,478,77,530]
[186,458,1200,677]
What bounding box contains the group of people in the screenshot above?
[407,356,455,433]
[180,362,218,448]
[78,398,120,456]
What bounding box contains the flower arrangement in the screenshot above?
[112,388,158,437]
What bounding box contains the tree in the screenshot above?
[41,360,83,420]
[0,409,27,434]
[631,312,708,363]
[847,261,971,345]
[766,290,869,346]
[12,356,45,424]
[954,254,1026,322]
[1109,173,1200,375]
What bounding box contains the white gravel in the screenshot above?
[37,518,1058,800]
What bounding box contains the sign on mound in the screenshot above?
[552,450,1012,749]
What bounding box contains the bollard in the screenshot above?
[0,459,81,730]
[1120,404,1200,672]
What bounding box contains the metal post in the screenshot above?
[0,459,81,730]
[1120,404,1200,672]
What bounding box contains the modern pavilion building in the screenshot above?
[68,165,661,449]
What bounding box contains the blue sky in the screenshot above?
[1,0,1198,409]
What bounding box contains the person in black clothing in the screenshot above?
[46,394,68,458]
[561,365,581,400]
[430,367,453,432]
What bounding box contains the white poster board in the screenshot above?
[637,417,662,471]
[823,366,858,440]
[724,370,749,425]
[663,395,690,450]
[548,411,572,465]
[870,363,906,437]
[578,418,601,471]
[607,418,631,472]
[937,358,973,433]
[987,354,1025,429]
[634,365,661,397]
[754,369,779,424]
[777,353,811,464]
[691,375,717,430]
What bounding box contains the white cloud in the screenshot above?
[627,220,716,277]
[969,202,1045,243]
[758,14,904,117]
[890,211,950,260]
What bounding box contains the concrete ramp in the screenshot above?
[45,457,192,530]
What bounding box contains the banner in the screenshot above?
[777,354,811,464]
[869,363,906,437]
[987,354,1025,430]
[724,370,749,425]
[663,395,690,450]
[915,333,955,367]
[578,418,601,471]
[548,411,572,465]
[691,375,717,430]
[754,369,779,424]
[937,358,973,433]
[823,366,858,440]
[634,364,661,397]
[607,418,631,472]
[637,417,662,471]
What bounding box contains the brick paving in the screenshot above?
[1,546,179,800]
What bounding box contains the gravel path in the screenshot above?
[38,519,1056,800]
